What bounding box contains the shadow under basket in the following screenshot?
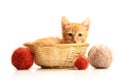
[24,42,89,69]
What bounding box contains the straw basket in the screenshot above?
[24,42,89,68]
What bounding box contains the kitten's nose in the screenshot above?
[73,40,77,43]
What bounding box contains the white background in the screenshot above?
[0,0,120,80]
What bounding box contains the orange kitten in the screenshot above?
[61,16,90,43]
[25,16,90,45]
[32,37,61,45]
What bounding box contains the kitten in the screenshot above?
[24,16,90,46]
[61,16,90,43]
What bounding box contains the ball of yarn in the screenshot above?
[74,55,89,70]
[88,44,113,68]
[11,47,34,70]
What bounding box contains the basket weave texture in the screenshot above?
[24,42,89,68]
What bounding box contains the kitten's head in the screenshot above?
[61,16,90,43]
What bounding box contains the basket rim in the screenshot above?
[37,43,89,47]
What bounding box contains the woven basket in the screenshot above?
[24,42,89,68]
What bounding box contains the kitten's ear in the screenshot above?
[61,16,70,30]
[81,17,90,31]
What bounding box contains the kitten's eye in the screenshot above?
[78,33,82,37]
[68,33,73,37]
